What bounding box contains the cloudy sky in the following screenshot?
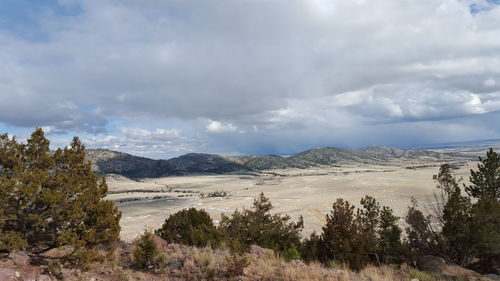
[1,0,500,158]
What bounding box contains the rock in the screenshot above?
[60,268,80,280]
[0,268,17,281]
[41,245,75,258]
[250,245,273,258]
[166,243,181,252]
[417,255,487,281]
[242,267,253,276]
[289,259,305,266]
[21,271,38,281]
[8,251,30,267]
[167,259,182,270]
[410,279,419,281]
[21,271,53,281]
[38,275,53,281]
[182,256,195,267]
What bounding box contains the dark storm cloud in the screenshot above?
[1,0,500,156]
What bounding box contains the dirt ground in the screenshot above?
[106,161,477,241]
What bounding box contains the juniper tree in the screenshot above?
[321,198,368,270]
[469,196,500,273]
[133,231,161,270]
[54,137,121,248]
[378,206,405,264]
[405,198,437,256]
[0,133,27,250]
[357,195,380,258]
[3,128,55,248]
[429,164,474,266]
[219,192,303,254]
[441,186,474,266]
[0,129,121,257]
[466,148,500,200]
[155,208,219,247]
[465,149,500,272]
[301,231,326,263]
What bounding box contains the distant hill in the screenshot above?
[86,146,472,178]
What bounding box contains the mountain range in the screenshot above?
[86,146,471,178]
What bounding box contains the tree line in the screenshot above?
[1,129,499,273]
[151,151,500,273]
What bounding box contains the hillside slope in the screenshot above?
[87,146,470,178]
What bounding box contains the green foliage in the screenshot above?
[0,129,121,262]
[466,149,500,273]
[45,263,63,279]
[428,164,475,266]
[304,196,405,269]
[407,267,441,281]
[466,148,500,200]
[301,231,326,263]
[469,196,500,273]
[405,198,437,256]
[225,253,250,277]
[202,190,228,198]
[219,192,303,255]
[155,208,219,248]
[321,198,368,270]
[378,206,406,264]
[358,196,381,258]
[0,230,28,251]
[441,185,474,266]
[283,243,301,261]
[405,158,500,273]
[64,248,99,270]
[132,231,161,270]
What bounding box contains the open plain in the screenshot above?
[107,159,478,241]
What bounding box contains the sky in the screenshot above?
[1,0,500,159]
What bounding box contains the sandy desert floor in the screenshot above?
[106,161,477,241]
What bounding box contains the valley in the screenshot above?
[107,160,477,241]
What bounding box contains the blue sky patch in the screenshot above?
[470,0,500,14]
[0,0,82,42]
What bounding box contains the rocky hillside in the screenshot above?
[0,238,494,281]
[86,146,471,178]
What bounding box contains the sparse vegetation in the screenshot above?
[1,128,498,279]
[203,190,229,198]
[283,243,301,261]
[405,151,500,274]
[155,208,220,248]
[219,192,304,254]
[0,129,121,266]
[132,231,165,270]
[300,195,408,270]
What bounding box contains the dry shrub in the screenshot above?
[239,252,355,281]
[360,265,398,281]
[407,267,445,281]
[225,253,250,277]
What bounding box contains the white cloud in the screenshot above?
[1,0,500,156]
[118,127,181,140]
[484,78,497,88]
[75,128,192,159]
[206,121,238,133]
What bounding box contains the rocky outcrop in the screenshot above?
[417,255,491,281]
[8,251,30,267]
[249,245,273,258]
[41,245,75,258]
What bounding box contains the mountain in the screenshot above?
[167,153,250,174]
[86,149,173,178]
[87,146,471,178]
